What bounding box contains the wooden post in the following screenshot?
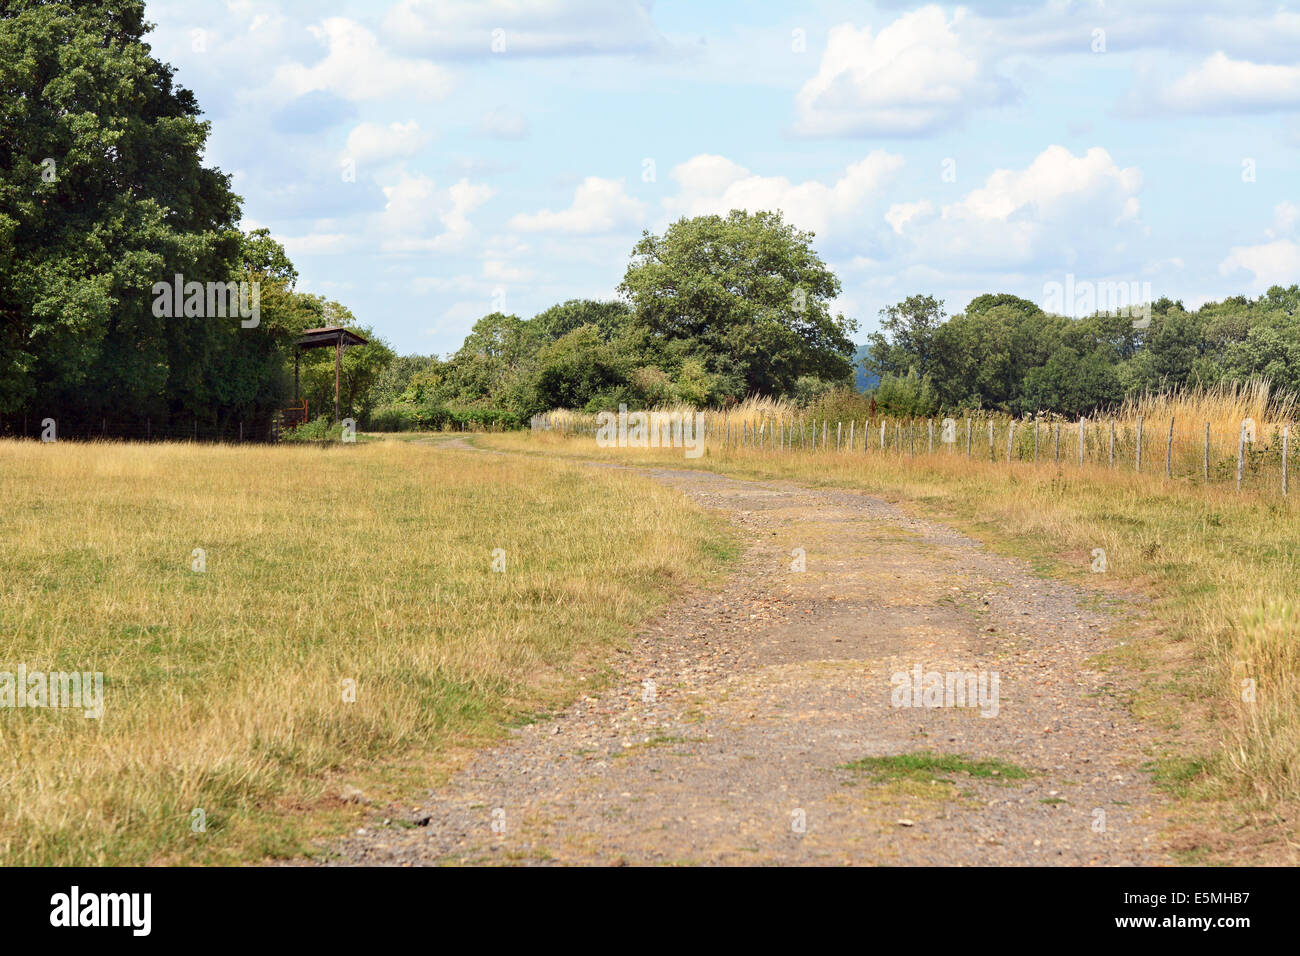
[987,418,994,461]
[966,417,972,457]
[1165,416,1174,478]
[822,419,828,450]
[928,419,934,454]
[837,421,842,451]
[1007,419,1015,462]
[1136,416,1143,472]
[334,336,342,423]
[1203,422,1210,481]
[848,419,854,452]
[1034,419,1039,462]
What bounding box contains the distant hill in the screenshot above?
[854,344,879,393]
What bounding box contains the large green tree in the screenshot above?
[619,210,856,398]
[0,0,272,429]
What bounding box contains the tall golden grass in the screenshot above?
[0,438,732,864]
[537,380,1298,493]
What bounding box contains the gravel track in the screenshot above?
[314,449,1172,866]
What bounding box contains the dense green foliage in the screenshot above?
[368,211,861,428]
[864,288,1300,417]
[0,1,383,437]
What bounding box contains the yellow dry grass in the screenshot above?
[0,438,733,865]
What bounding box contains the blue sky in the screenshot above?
[142,0,1300,355]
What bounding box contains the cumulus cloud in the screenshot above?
[343,121,432,167]
[1151,52,1300,113]
[1271,201,1300,236]
[383,0,667,57]
[1219,240,1300,289]
[1219,202,1300,289]
[886,145,1144,269]
[662,150,904,238]
[379,174,495,252]
[273,18,455,102]
[508,177,646,233]
[794,6,1015,136]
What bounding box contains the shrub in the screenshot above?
[281,415,345,442]
[872,369,940,417]
[368,403,419,432]
[805,386,872,422]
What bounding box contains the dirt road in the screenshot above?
[319,456,1171,866]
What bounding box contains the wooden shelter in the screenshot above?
[294,327,368,423]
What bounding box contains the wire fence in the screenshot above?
[0,415,274,444]
[530,412,1297,497]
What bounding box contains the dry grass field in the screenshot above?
[0,438,736,865]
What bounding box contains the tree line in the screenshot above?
[5,2,1295,438]
[0,1,394,438]
[862,288,1300,418]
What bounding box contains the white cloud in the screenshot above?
[273,18,455,102]
[951,146,1141,223]
[1219,202,1300,289]
[884,200,934,235]
[343,121,432,167]
[1269,200,1300,237]
[1153,52,1300,113]
[379,174,495,252]
[887,145,1144,269]
[508,177,646,233]
[663,150,904,238]
[383,0,667,57]
[1219,240,1300,289]
[795,7,1014,136]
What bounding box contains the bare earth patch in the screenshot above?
[314,457,1172,866]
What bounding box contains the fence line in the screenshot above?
[529,411,1298,497]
